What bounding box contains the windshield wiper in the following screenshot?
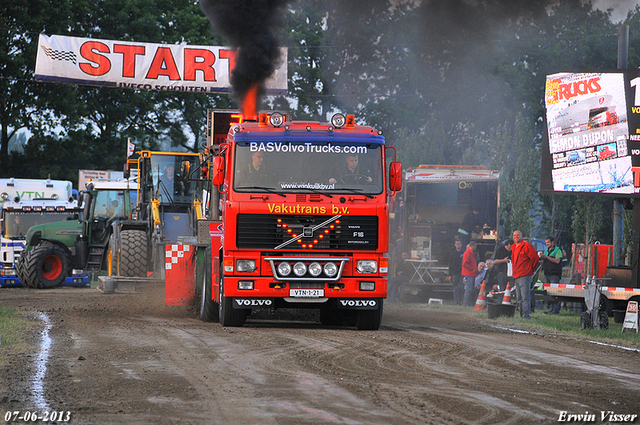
[297,188,333,198]
[237,186,286,198]
[334,187,374,199]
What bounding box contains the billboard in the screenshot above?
[542,71,637,195]
[34,34,287,94]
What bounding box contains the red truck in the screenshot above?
[166,111,402,330]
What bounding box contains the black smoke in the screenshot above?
[200,0,288,104]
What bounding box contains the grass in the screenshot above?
[0,306,37,365]
[430,302,640,348]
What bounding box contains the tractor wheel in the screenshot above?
[19,244,70,289]
[199,247,219,322]
[355,299,383,330]
[218,275,247,327]
[119,230,148,277]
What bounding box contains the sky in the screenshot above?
[593,0,640,22]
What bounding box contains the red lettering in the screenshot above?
[79,41,111,76]
[558,77,602,100]
[184,48,216,81]
[113,44,145,78]
[575,80,587,95]
[219,49,236,76]
[560,83,573,100]
[633,167,640,187]
[145,47,181,80]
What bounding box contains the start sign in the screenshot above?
[35,34,287,94]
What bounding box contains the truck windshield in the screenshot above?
[150,155,200,204]
[233,141,383,195]
[3,211,79,238]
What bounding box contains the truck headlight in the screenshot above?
[323,262,338,277]
[293,261,307,277]
[357,260,377,273]
[308,262,322,277]
[236,259,256,273]
[277,262,291,276]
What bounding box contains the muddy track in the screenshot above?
[1,286,639,424]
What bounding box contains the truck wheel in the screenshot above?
[218,275,247,327]
[119,230,148,276]
[21,244,70,289]
[16,249,33,288]
[199,247,219,322]
[355,299,383,330]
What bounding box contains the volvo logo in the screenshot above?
[234,299,273,307]
[339,299,377,308]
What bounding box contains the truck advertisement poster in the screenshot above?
[544,72,633,194]
[34,34,287,94]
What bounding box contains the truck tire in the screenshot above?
[355,299,383,330]
[199,247,219,322]
[218,275,247,327]
[119,229,148,277]
[19,244,70,289]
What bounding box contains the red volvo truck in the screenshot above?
[166,111,402,330]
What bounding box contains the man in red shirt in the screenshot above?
[462,241,478,306]
[511,230,538,319]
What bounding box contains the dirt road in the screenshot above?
[1,285,639,424]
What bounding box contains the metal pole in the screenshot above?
[613,25,629,266]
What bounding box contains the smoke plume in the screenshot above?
[200,0,288,115]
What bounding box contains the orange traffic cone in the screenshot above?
[474,282,486,310]
[502,283,512,305]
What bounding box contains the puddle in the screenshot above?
[33,312,52,411]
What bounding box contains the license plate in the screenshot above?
[289,288,324,298]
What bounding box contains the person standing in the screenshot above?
[462,241,478,307]
[493,239,513,291]
[541,236,564,314]
[511,230,538,319]
[448,239,464,305]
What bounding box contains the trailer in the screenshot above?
[394,165,501,299]
[537,243,640,321]
[165,111,402,330]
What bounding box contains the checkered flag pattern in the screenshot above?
[165,245,191,270]
[42,46,77,64]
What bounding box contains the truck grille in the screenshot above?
[236,214,378,251]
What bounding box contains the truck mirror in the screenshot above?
[389,162,402,192]
[211,156,225,186]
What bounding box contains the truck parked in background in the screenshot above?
[166,111,402,330]
[1,178,74,207]
[393,166,501,299]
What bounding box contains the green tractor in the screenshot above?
[16,151,204,288]
[16,179,143,288]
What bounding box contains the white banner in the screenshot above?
[35,34,287,94]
